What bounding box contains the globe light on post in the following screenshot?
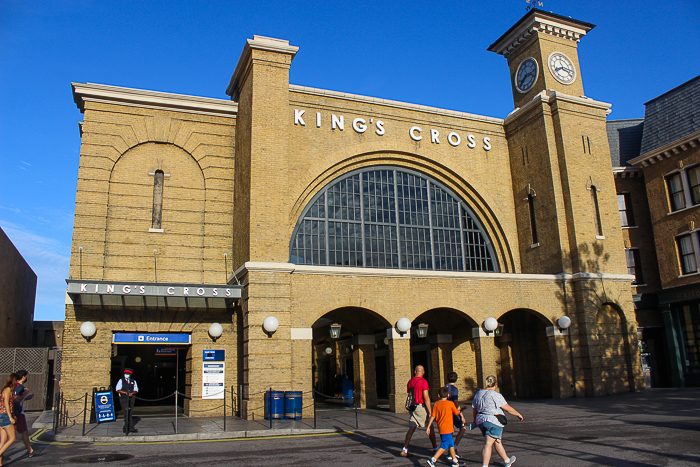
[262,316,280,338]
[558,316,572,330]
[80,321,96,341]
[483,317,499,334]
[208,322,223,342]
[396,317,411,337]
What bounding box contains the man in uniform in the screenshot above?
[115,368,139,434]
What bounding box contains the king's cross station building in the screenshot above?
[60,9,699,419]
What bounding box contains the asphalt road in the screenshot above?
[3,389,699,466]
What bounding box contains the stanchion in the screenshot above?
[269,387,273,430]
[61,393,66,427]
[82,393,88,436]
[52,392,59,434]
[223,387,227,432]
[313,390,317,429]
[175,390,179,434]
[354,391,358,429]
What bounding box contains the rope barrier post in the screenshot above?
[82,392,88,436]
[354,390,358,430]
[52,392,59,434]
[174,390,178,434]
[239,385,243,419]
[223,387,226,432]
[269,387,272,430]
[313,389,317,429]
[61,393,65,427]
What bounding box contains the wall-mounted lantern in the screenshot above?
[329,323,342,339]
[416,323,429,339]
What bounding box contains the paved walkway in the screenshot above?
[46,404,407,442]
[44,388,700,445]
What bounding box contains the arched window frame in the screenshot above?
[289,166,498,272]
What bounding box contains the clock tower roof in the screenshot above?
[488,8,595,58]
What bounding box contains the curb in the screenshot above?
[51,427,343,443]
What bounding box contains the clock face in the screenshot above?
[548,52,576,85]
[515,58,538,94]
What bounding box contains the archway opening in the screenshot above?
[499,309,553,398]
[311,307,391,409]
[411,309,479,401]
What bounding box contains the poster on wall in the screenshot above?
[202,362,225,399]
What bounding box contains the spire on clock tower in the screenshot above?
[488,9,595,109]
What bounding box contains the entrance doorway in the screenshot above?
[111,344,187,407]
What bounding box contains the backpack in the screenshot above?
[405,381,417,412]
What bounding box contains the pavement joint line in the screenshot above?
[92,431,355,446]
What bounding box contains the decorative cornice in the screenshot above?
[226,35,299,101]
[613,167,644,179]
[504,89,611,125]
[289,84,504,125]
[628,129,700,168]
[488,9,595,58]
[71,82,238,118]
[236,261,634,283]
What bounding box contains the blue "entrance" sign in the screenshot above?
[94,391,115,423]
[113,333,191,345]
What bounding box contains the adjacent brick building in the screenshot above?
[61,9,649,418]
[611,75,700,389]
[0,226,36,348]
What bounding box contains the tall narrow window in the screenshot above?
[688,166,700,205]
[582,135,591,154]
[527,193,538,245]
[625,248,643,285]
[591,185,603,237]
[677,234,698,275]
[152,170,164,230]
[617,193,635,227]
[667,173,686,211]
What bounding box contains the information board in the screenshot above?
[94,390,115,423]
[202,362,225,399]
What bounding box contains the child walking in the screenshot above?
[446,371,468,460]
[425,386,466,467]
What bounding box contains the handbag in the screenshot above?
[495,414,508,426]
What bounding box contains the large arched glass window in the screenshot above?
[290,167,497,272]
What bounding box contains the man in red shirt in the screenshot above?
[401,365,438,457]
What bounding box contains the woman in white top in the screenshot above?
[471,375,523,467]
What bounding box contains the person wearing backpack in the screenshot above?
[400,365,438,457]
[471,375,523,467]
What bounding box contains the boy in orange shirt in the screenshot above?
[426,387,466,467]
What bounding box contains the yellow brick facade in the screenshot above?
[61,11,645,420]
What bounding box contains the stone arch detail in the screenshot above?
[103,142,206,283]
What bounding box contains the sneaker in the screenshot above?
[427,458,436,467]
[447,452,460,461]
[451,461,465,467]
[400,450,410,457]
[504,455,516,467]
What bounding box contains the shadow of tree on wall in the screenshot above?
[552,241,637,397]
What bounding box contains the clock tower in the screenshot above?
[488,9,594,109]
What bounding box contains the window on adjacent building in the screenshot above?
[677,233,698,275]
[591,185,603,237]
[688,166,700,205]
[667,172,687,211]
[617,193,635,227]
[152,170,164,229]
[625,248,643,285]
[528,193,538,245]
[289,167,497,272]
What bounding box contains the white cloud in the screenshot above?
[0,220,70,321]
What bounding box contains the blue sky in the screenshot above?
[1,0,699,321]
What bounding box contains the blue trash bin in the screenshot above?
[284,391,302,420]
[265,390,284,420]
[342,378,354,407]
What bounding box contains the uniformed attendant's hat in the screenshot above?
[124,368,133,374]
